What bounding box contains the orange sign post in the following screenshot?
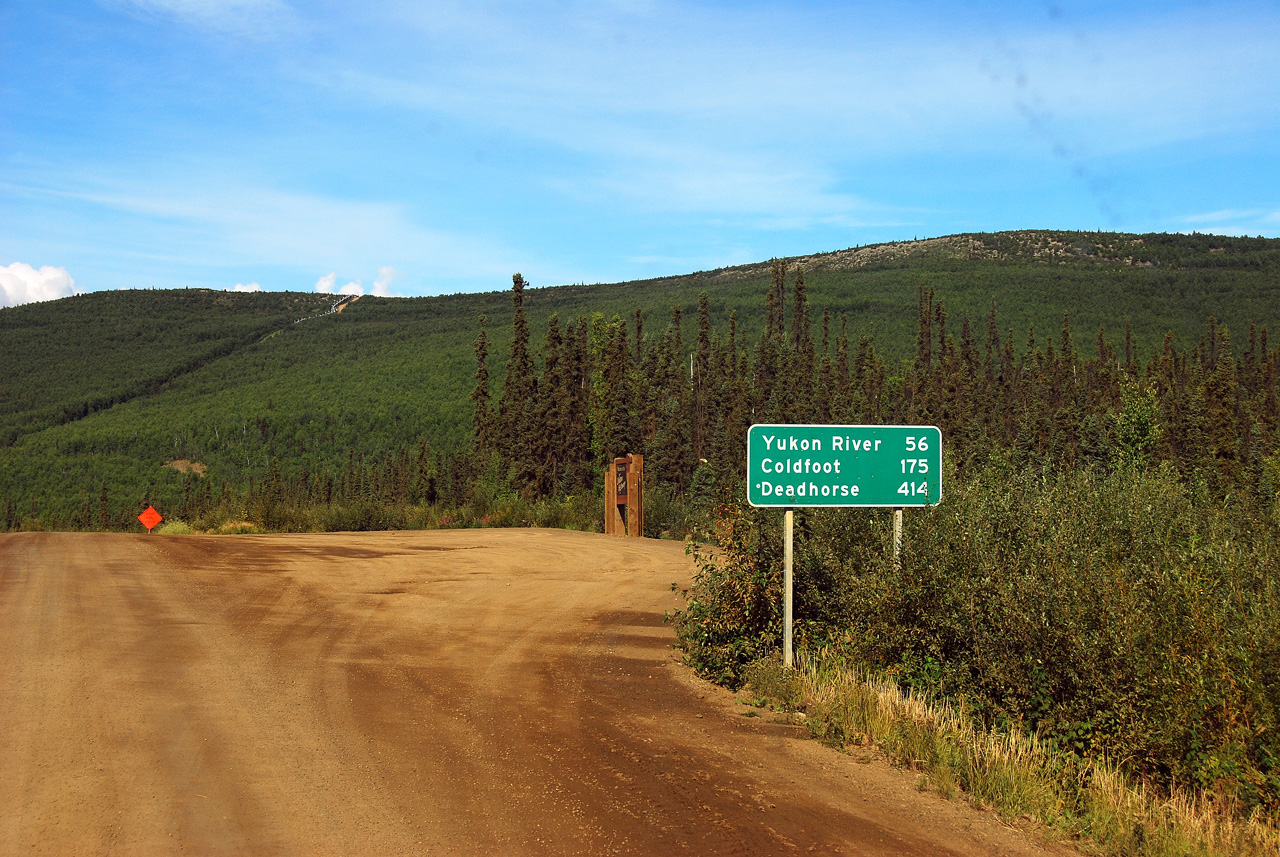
[138,506,163,533]
[604,454,644,537]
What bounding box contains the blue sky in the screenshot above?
[2,0,1278,304]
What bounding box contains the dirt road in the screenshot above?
[0,531,1064,855]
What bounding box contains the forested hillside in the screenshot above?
[0,289,333,446]
[1,229,1278,526]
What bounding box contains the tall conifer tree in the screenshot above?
[693,292,712,458]
[497,274,536,479]
[470,315,494,467]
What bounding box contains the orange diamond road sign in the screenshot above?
[138,506,163,532]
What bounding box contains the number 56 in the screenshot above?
[906,436,930,451]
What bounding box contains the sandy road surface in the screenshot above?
[0,531,1067,856]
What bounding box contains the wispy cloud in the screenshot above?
[306,2,1279,242]
[1175,208,1280,237]
[8,1,1279,295]
[312,265,399,296]
[372,266,398,297]
[15,169,523,290]
[103,0,294,35]
[1181,209,1279,225]
[336,3,1280,159]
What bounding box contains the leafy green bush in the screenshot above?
[315,502,408,532]
[855,462,1280,811]
[671,503,785,687]
[644,484,690,539]
[562,491,604,531]
[675,463,1280,812]
[155,519,192,534]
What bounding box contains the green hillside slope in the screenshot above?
[0,289,332,446]
[2,230,1278,522]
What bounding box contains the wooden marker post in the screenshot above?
[605,459,623,535]
[626,454,644,537]
[605,454,644,537]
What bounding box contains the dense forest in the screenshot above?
[469,262,1280,507]
[2,229,1279,528]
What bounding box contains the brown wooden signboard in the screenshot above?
[605,454,644,537]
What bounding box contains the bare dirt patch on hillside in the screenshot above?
[163,458,207,476]
[0,530,1074,855]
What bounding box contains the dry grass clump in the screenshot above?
[755,652,1280,857]
[212,520,262,535]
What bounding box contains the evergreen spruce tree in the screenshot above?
[634,307,645,362]
[558,317,594,492]
[788,267,815,421]
[648,315,695,491]
[531,315,571,497]
[766,259,787,339]
[693,292,712,458]
[496,273,537,484]
[1202,320,1242,490]
[592,320,641,470]
[832,316,851,422]
[814,308,832,422]
[470,315,494,470]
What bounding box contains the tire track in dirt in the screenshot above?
[1,530,1070,856]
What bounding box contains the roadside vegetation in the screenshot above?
[744,651,1279,857]
[681,464,1279,855]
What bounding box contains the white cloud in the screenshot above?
[372,265,398,297]
[0,263,77,308]
[230,281,262,291]
[314,272,362,295]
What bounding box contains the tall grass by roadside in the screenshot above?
[745,653,1279,857]
[182,492,610,534]
[160,460,706,538]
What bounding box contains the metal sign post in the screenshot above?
[783,509,794,668]
[747,424,943,669]
[893,507,904,569]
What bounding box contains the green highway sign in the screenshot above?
[747,424,943,508]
